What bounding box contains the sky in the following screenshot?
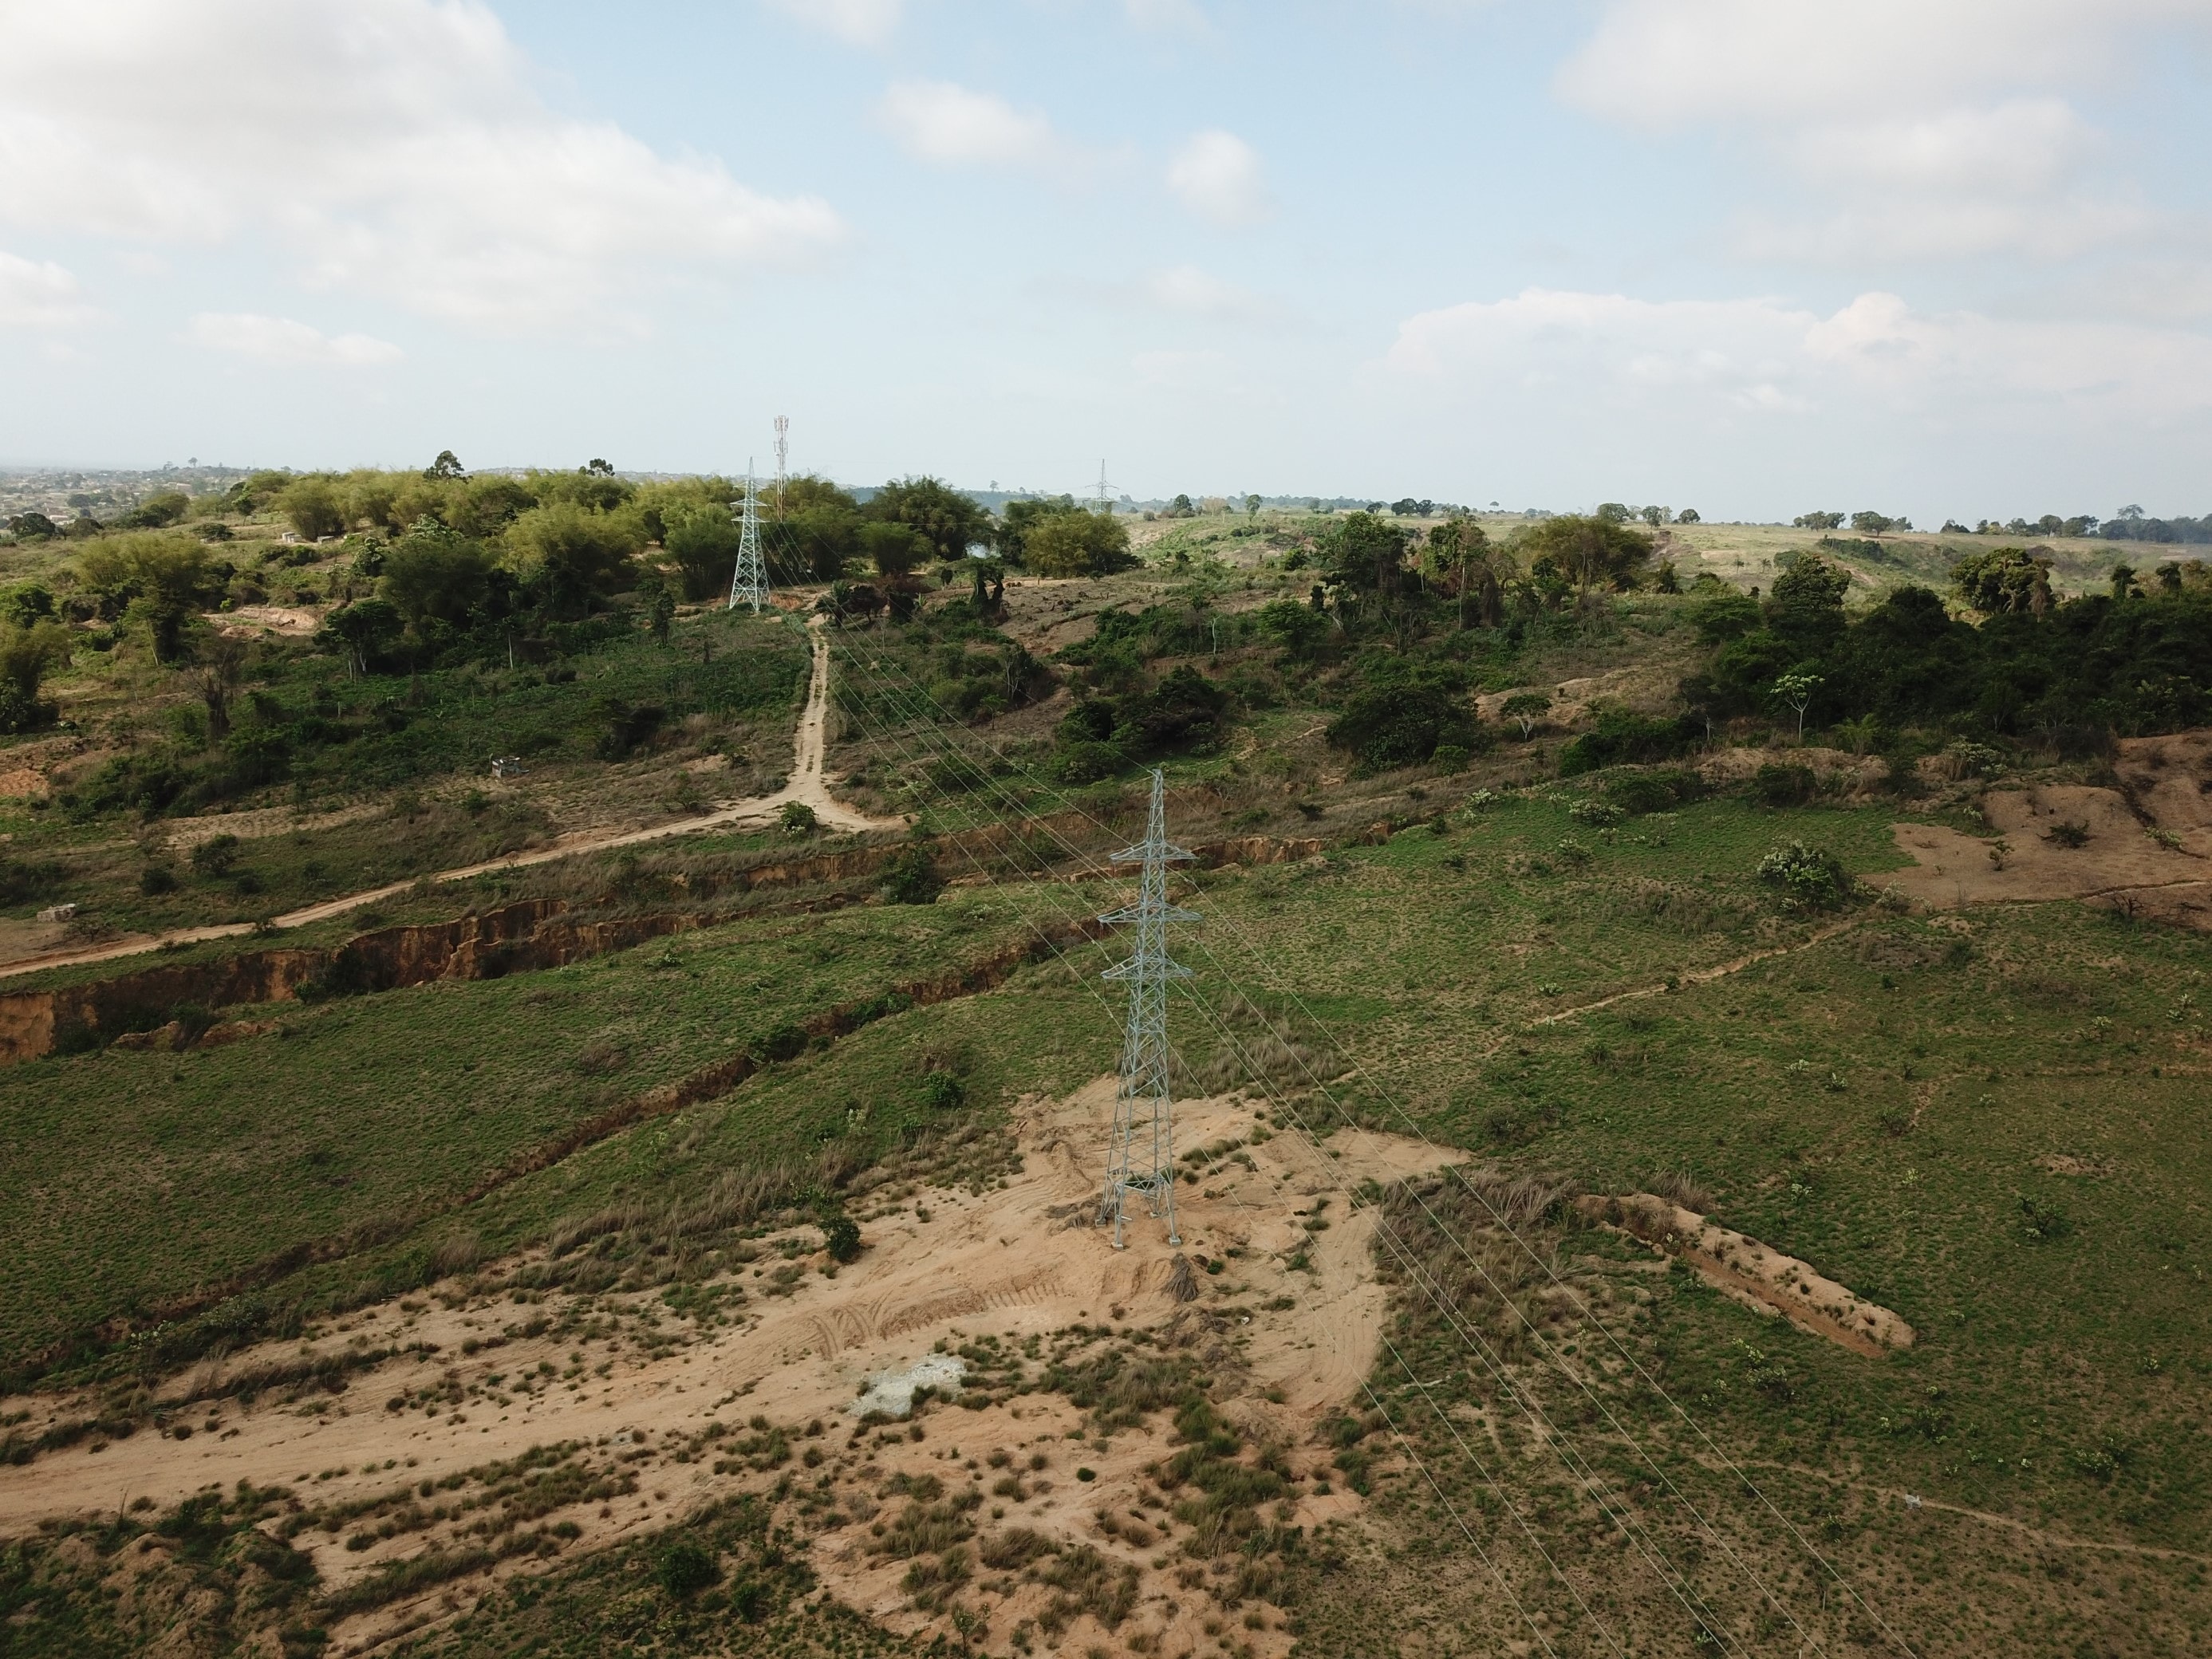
[2,0,2211,522]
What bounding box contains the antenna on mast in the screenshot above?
[774,416,789,515]
[727,462,771,613]
[1098,768,1197,1249]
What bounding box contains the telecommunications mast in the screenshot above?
[727,463,771,613]
[1098,768,1197,1248]
[774,415,790,514]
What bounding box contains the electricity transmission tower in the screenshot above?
[1099,767,1197,1248]
[773,416,789,514]
[1094,459,1117,514]
[727,464,771,613]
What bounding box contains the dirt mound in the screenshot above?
[0,1078,1455,1655]
[1886,733,2212,927]
[1579,1193,1913,1358]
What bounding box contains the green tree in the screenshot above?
[1951,546,2052,616]
[865,477,990,563]
[860,520,927,579]
[75,534,224,661]
[1641,505,1669,528]
[321,598,402,676]
[1792,511,1844,530]
[1323,511,1407,592]
[664,506,741,602]
[1025,510,1132,577]
[381,518,494,632]
[1244,494,1262,516]
[1516,514,1654,600]
[282,477,348,541]
[120,490,190,529]
[1500,691,1551,739]
[1849,510,1898,535]
[1772,670,1822,741]
[996,495,1078,565]
[0,620,71,731]
[507,501,644,617]
[2110,562,2139,601]
[424,449,465,479]
[1766,551,1851,646]
[1425,517,1507,628]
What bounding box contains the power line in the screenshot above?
[1098,767,1194,1249]
[727,464,770,614]
[816,632,1883,1654]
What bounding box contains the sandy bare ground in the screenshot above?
[208,604,325,638]
[0,619,902,981]
[0,1079,1455,1655]
[1579,1195,1914,1358]
[1886,731,2212,926]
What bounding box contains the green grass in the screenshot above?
[0,889,1086,1373]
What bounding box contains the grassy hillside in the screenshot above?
[2,503,2210,1658]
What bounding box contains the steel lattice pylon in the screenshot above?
[1098,768,1198,1249]
[727,466,771,613]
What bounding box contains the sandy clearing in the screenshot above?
[1579,1194,1913,1358]
[0,1077,1454,1655]
[0,617,903,980]
[207,605,325,637]
[1886,780,2211,925]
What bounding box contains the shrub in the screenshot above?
[1431,743,1470,774]
[1753,763,1816,807]
[778,800,817,837]
[1567,798,1624,826]
[1558,707,1698,775]
[919,1070,964,1110]
[140,864,179,896]
[821,1215,862,1263]
[1606,768,1699,816]
[190,833,242,877]
[1757,841,1851,911]
[2046,819,2090,848]
[657,1538,719,1597]
[880,844,942,905]
[1326,664,1483,770]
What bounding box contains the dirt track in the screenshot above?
[0,1078,1453,1655]
[0,618,902,983]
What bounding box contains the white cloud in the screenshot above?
[0,0,844,331]
[0,251,97,327]
[1141,264,1273,321]
[877,81,1062,168]
[189,312,404,368]
[1559,1,2210,128]
[1555,0,2212,262]
[765,0,901,47]
[1166,130,1272,227]
[1123,0,1212,33]
[1386,286,2212,424]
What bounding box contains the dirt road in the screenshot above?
[0,618,901,983]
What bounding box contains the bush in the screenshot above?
[1606,768,1698,816]
[140,865,179,896]
[1558,707,1699,775]
[190,833,242,877]
[821,1215,862,1263]
[657,1538,719,1597]
[1325,664,1482,770]
[1757,841,1851,911]
[778,800,817,837]
[880,844,942,905]
[1753,763,1816,806]
[919,1070,964,1110]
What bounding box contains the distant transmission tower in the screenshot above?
[1094,459,1117,514]
[774,416,789,514]
[1099,768,1197,1249]
[727,463,771,613]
